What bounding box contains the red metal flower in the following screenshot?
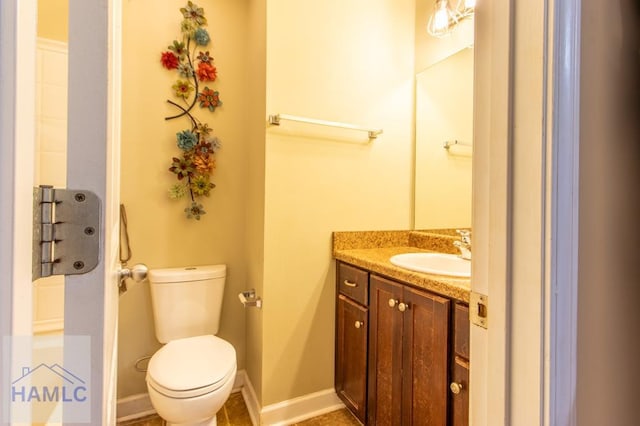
[161,51,179,70]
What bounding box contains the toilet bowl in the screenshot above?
[145,265,236,426]
[146,335,237,426]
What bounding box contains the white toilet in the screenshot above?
[146,265,237,426]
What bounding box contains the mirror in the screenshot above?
[414,46,473,230]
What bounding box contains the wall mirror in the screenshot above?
[414,45,474,231]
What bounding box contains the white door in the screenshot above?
[0,0,121,424]
[471,1,581,425]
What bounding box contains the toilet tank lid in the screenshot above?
[148,264,226,283]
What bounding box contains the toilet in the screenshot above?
[146,265,237,426]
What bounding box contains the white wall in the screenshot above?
[577,1,640,424]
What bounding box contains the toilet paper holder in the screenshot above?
[239,289,262,308]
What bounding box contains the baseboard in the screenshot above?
[33,318,64,335]
[232,369,247,392]
[237,370,260,426]
[260,388,344,426]
[116,392,155,423]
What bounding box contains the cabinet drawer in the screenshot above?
[337,262,368,306]
[454,303,470,359]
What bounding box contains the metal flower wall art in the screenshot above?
[161,1,222,220]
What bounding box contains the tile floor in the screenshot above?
[117,392,361,426]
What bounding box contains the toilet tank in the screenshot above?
[148,265,226,343]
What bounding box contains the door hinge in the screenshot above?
[469,291,488,329]
[32,185,101,281]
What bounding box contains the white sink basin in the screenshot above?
[389,253,471,278]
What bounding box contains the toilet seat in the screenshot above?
[147,335,236,399]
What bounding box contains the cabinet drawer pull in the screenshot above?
[354,320,364,329]
[343,279,358,288]
[450,382,464,395]
[388,299,398,308]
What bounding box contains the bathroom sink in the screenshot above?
[389,253,471,278]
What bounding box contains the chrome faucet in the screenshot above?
[454,230,472,260]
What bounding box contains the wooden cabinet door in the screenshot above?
[450,356,470,426]
[454,303,470,359]
[402,286,450,426]
[451,303,470,425]
[368,275,404,425]
[336,295,368,423]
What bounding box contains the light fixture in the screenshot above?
[427,0,458,37]
[456,0,475,19]
[426,0,475,38]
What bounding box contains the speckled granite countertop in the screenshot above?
[332,230,471,303]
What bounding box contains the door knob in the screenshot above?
[354,321,364,329]
[118,263,148,295]
[119,263,148,282]
[398,302,409,312]
[388,298,399,308]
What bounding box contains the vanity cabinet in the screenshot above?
[335,263,369,423]
[335,260,470,425]
[368,274,450,425]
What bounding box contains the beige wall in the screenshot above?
[37,0,68,42]
[118,0,251,398]
[119,0,418,407]
[414,48,473,229]
[578,0,640,424]
[260,0,415,406]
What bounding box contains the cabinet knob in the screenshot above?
[450,382,464,395]
[388,298,399,308]
[354,320,364,329]
[398,302,409,312]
